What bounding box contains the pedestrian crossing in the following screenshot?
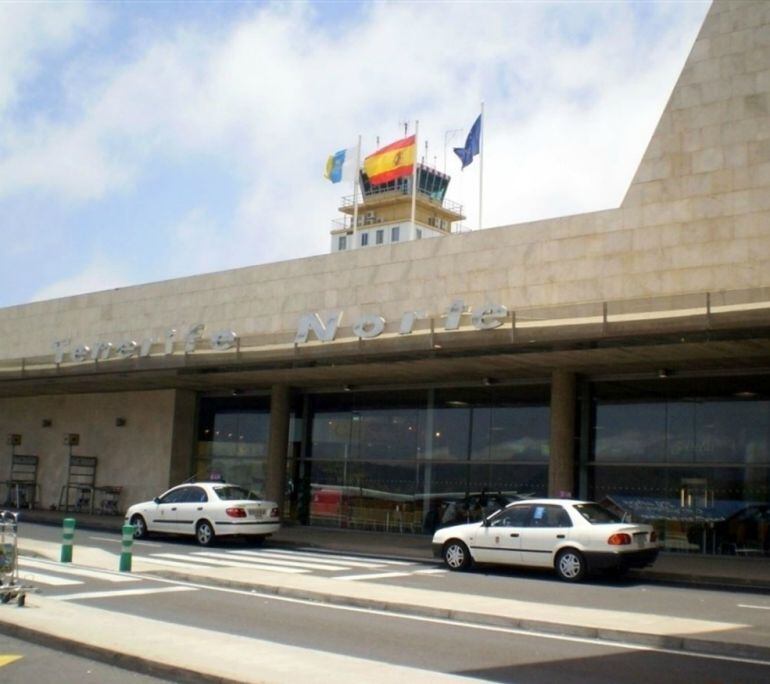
[16,548,448,592]
[135,546,444,581]
[18,558,142,587]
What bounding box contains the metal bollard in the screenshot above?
[60,518,76,563]
[119,524,134,572]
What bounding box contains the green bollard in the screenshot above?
[119,524,134,572]
[60,518,76,563]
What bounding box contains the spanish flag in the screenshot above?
[364,135,416,185]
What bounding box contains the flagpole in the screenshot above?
[352,135,361,250]
[411,120,419,235]
[478,102,484,231]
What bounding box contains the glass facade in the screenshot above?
[194,379,770,558]
[299,386,549,534]
[590,395,770,557]
[196,396,272,495]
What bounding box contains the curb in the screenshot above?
[142,569,770,663]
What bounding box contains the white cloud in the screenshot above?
[0,0,711,305]
[0,1,93,116]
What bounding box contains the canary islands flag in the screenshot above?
[325,147,356,183]
[364,135,416,185]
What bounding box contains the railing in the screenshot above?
[340,187,463,215]
[1,286,769,375]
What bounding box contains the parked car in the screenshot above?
[125,482,281,546]
[432,498,659,582]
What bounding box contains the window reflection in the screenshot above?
[305,387,549,534]
[591,397,770,556]
[196,397,271,495]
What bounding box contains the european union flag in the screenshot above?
[453,114,482,169]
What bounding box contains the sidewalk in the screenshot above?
[2,509,770,682]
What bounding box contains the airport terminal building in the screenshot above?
[1,0,769,561]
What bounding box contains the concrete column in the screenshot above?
[549,371,576,498]
[168,390,197,487]
[265,384,290,507]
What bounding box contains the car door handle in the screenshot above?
[197,507,203,511]
[171,507,177,511]
[510,533,519,537]
[556,534,565,539]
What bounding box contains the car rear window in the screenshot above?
[214,486,258,501]
[574,503,622,524]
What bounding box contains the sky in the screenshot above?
[0,0,711,308]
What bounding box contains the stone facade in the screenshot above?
[0,1,767,365]
[0,390,178,507]
[1,1,769,509]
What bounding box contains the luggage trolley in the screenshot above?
[0,510,31,606]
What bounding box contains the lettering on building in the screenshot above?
[51,299,509,364]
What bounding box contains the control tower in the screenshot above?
[330,163,466,252]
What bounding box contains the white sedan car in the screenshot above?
[125,482,281,546]
[432,499,659,582]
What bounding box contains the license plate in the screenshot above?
[248,508,265,519]
[633,532,646,547]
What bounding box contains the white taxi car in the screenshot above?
[432,499,659,582]
[125,482,281,546]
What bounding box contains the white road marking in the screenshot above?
[88,535,157,548]
[295,548,413,565]
[738,604,770,611]
[334,571,414,581]
[133,556,214,570]
[20,559,140,583]
[131,573,770,668]
[229,549,390,569]
[18,571,83,586]
[54,586,198,601]
[205,551,350,572]
[413,569,447,575]
[152,553,307,574]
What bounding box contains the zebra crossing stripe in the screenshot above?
[334,571,414,581]
[20,559,140,583]
[133,556,211,571]
[414,569,447,575]
[230,550,390,569]
[152,553,307,574]
[295,548,413,565]
[19,571,83,586]
[206,551,350,572]
[54,586,198,601]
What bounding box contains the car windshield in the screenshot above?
[213,485,259,501]
[574,503,622,524]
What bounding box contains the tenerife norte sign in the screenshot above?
[51,300,508,365]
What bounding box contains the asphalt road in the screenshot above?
[11,523,770,683]
[19,521,770,631]
[0,632,170,683]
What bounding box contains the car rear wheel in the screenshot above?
[555,548,586,582]
[196,520,215,546]
[130,514,148,539]
[443,540,472,571]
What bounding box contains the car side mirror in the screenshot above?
[482,517,491,527]
[153,497,160,504]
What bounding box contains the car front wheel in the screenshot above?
[443,540,472,571]
[555,548,586,582]
[196,520,215,546]
[130,514,148,539]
